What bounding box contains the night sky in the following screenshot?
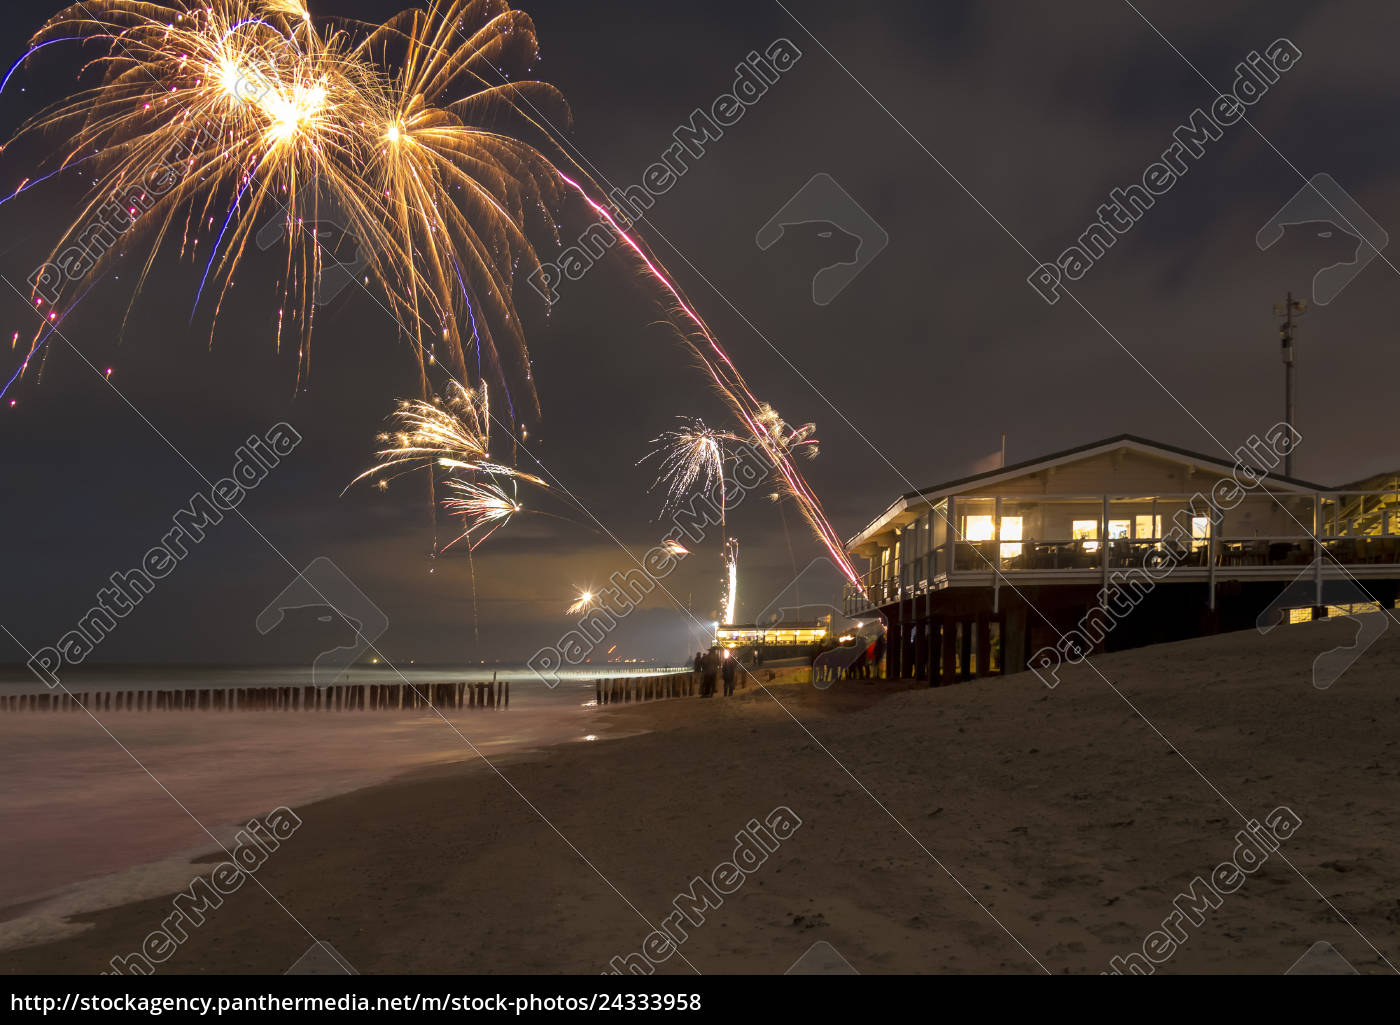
[1,0,1396,666]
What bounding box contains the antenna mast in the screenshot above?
[1273,292,1306,477]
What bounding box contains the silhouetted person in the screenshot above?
[870,634,887,679]
[721,654,737,696]
[693,651,703,674]
[701,647,720,698]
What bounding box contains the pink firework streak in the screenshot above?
[556,172,864,593]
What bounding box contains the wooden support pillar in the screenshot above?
[913,613,928,681]
[940,618,957,684]
[976,613,992,679]
[887,605,902,680]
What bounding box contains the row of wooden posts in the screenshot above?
[595,673,697,705]
[0,680,509,713]
[2,672,713,714]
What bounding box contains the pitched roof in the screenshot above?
[846,433,1327,549]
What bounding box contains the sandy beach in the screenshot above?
[3,618,1398,975]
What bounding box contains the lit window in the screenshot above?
[1000,516,1022,559]
[964,515,995,541]
[1108,520,1131,540]
[1327,602,1381,617]
[1073,519,1099,552]
[1135,514,1160,540]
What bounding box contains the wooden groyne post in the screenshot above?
[0,680,517,714]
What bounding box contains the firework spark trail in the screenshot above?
[440,478,524,552]
[721,537,738,626]
[555,171,862,589]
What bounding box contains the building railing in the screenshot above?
[842,534,1400,614]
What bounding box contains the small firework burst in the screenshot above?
[440,479,525,552]
[639,417,731,523]
[346,381,544,493]
[350,383,549,556]
[754,404,819,461]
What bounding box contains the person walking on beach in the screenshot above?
[721,652,737,696]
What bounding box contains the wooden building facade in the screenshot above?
[843,435,1400,681]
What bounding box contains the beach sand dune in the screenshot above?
[4,616,1398,974]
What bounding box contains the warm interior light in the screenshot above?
[1000,515,1022,559]
[965,515,994,541]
